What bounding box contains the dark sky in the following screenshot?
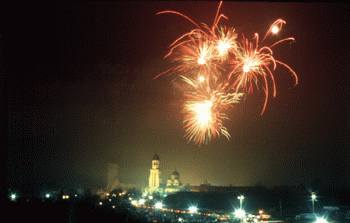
[4,2,350,191]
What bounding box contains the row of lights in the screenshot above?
[100,192,326,223]
[9,192,80,201]
[62,195,70,200]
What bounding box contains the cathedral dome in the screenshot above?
[172,170,179,177]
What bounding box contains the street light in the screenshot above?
[188,205,198,214]
[10,193,17,201]
[154,201,163,209]
[314,217,328,223]
[311,192,317,213]
[153,201,163,222]
[234,208,246,219]
[237,195,245,208]
[138,198,146,205]
[198,75,205,83]
[131,200,138,206]
[45,193,51,199]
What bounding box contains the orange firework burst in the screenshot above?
[155,1,298,144]
[155,1,236,82]
[181,76,243,145]
[229,30,298,114]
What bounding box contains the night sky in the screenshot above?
[5,2,350,191]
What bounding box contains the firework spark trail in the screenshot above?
[229,31,298,114]
[155,1,298,144]
[182,76,243,144]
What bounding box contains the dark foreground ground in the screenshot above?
[6,198,148,223]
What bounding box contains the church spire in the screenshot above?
[153,153,160,161]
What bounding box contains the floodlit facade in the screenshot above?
[148,154,160,192]
[165,170,183,193]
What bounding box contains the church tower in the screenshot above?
[148,154,160,192]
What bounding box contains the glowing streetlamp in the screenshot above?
[131,200,138,206]
[234,208,246,219]
[188,205,198,214]
[237,195,245,208]
[154,201,163,209]
[138,198,146,206]
[10,193,17,201]
[45,193,51,199]
[315,217,328,223]
[311,192,317,213]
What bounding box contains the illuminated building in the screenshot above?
[148,154,161,192]
[165,170,183,193]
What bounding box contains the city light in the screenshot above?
[62,195,70,200]
[188,205,198,214]
[237,195,245,208]
[311,192,317,201]
[138,198,146,205]
[154,201,163,209]
[131,200,138,206]
[112,205,116,209]
[234,208,246,219]
[237,195,245,200]
[314,217,328,223]
[45,193,51,199]
[10,193,17,201]
[178,217,184,222]
[311,192,317,213]
[99,201,103,206]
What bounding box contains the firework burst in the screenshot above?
[155,1,298,144]
[181,76,243,145]
[229,31,298,114]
